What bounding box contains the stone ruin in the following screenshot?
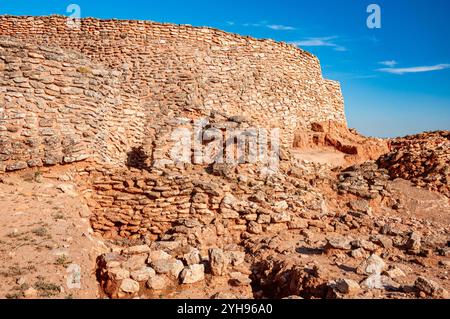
[1,16,448,299]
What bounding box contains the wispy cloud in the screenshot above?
[226,21,235,26]
[290,37,347,52]
[379,60,397,67]
[241,21,296,31]
[377,64,450,75]
[267,24,296,31]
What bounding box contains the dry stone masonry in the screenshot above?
[0,15,345,172]
[2,16,448,300]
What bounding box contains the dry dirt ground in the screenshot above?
[0,171,107,299]
[0,133,448,299]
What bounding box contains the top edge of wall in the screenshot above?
[0,14,319,60]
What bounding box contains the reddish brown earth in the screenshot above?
[0,131,448,300]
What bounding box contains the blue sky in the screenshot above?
[1,0,449,137]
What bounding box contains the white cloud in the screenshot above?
[226,21,235,26]
[243,22,262,27]
[377,64,450,75]
[379,60,397,67]
[267,24,296,31]
[241,21,296,31]
[290,37,346,52]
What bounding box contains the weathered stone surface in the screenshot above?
[229,272,252,286]
[151,258,184,278]
[415,277,449,298]
[130,267,156,282]
[122,255,148,271]
[361,274,383,290]
[120,278,140,294]
[335,279,361,295]
[326,237,351,250]
[209,248,229,276]
[180,264,205,284]
[356,254,386,275]
[123,245,151,255]
[107,268,130,281]
[146,275,168,290]
[406,232,422,252]
[183,249,202,266]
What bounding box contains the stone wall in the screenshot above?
[82,164,324,241]
[1,15,345,172]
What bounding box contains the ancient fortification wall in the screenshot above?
[0,15,345,172]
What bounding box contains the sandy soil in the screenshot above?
[0,172,107,299]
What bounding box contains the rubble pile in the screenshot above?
[378,131,450,197]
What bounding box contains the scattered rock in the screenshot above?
[151,258,184,278]
[335,279,361,295]
[130,267,156,282]
[406,232,422,253]
[183,248,202,266]
[209,248,229,276]
[120,278,140,294]
[23,287,38,298]
[351,248,368,259]
[326,237,351,250]
[229,272,252,286]
[108,268,130,281]
[146,275,168,290]
[180,264,205,284]
[123,245,151,255]
[385,267,406,279]
[357,254,386,275]
[361,274,383,290]
[415,276,449,298]
[227,251,245,266]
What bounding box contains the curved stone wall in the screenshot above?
[0,15,345,172]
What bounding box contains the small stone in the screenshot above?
[348,199,372,215]
[180,264,205,284]
[183,248,202,265]
[227,251,245,266]
[361,274,384,289]
[123,245,151,255]
[212,292,237,299]
[406,232,422,252]
[151,258,184,278]
[247,221,263,234]
[381,275,401,291]
[327,237,352,250]
[6,161,28,171]
[229,272,252,286]
[122,255,148,271]
[352,239,379,252]
[146,275,167,290]
[385,267,406,279]
[130,267,156,282]
[151,241,182,252]
[335,279,361,295]
[357,254,386,275]
[120,278,140,294]
[106,261,122,269]
[17,277,26,285]
[147,250,172,264]
[23,287,38,298]
[209,248,229,276]
[374,236,393,249]
[415,276,449,298]
[108,268,130,281]
[351,248,368,259]
[271,212,291,223]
